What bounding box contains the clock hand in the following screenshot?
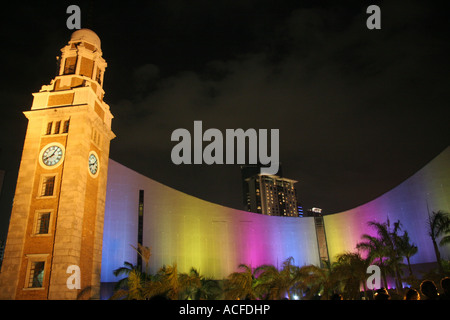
[44,149,57,161]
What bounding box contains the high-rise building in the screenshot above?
[0,29,115,299]
[241,165,262,210]
[244,173,299,217]
[241,164,284,209]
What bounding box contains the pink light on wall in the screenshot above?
[324,147,450,264]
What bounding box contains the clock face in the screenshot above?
[89,153,99,176]
[42,145,64,167]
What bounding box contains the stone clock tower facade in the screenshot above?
[0,29,115,299]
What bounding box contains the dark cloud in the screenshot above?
[107,1,449,214]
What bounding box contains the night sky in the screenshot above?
[0,0,449,239]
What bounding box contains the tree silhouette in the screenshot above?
[427,210,450,274]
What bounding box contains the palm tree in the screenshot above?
[254,257,300,300]
[178,267,223,300]
[254,256,329,300]
[357,219,406,290]
[332,252,370,300]
[110,268,146,300]
[294,264,330,299]
[131,243,151,274]
[356,234,389,288]
[224,264,259,300]
[372,219,404,289]
[427,210,450,274]
[112,261,142,292]
[111,260,170,300]
[111,244,153,299]
[254,269,283,299]
[394,230,418,276]
[319,259,340,299]
[194,278,223,300]
[253,264,281,299]
[157,263,180,300]
[141,273,168,299]
[178,267,202,300]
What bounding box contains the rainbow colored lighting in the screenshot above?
[101,147,450,284]
[101,161,320,282]
[324,147,450,264]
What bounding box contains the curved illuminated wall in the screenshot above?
[101,147,450,285]
[101,161,320,283]
[324,147,450,264]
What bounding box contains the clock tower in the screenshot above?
[0,29,115,299]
